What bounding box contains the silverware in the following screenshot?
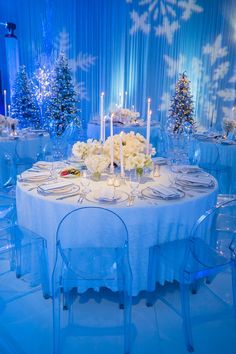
[56,192,81,200]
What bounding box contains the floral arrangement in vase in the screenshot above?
[222,118,236,136]
[72,132,156,178]
[72,139,102,160]
[84,154,110,180]
[111,108,140,125]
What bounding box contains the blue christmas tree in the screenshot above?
[168,72,195,134]
[44,53,79,136]
[11,65,41,129]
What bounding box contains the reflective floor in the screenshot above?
[0,263,235,354]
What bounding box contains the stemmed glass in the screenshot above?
[80,170,91,194]
[127,170,140,197]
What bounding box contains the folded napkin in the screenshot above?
[176,174,214,187]
[37,181,74,195]
[149,185,180,198]
[21,171,51,182]
[34,161,52,170]
[171,165,201,174]
[96,187,116,202]
[153,157,167,165]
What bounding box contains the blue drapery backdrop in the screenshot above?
[0,0,235,130]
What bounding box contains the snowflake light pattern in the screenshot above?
[127,0,203,44]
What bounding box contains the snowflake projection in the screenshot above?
[53,29,97,102]
[69,53,97,73]
[159,34,236,125]
[127,0,203,44]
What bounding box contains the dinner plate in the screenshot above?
[37,183,80,196]
[86,190,128,204]
[141,186,185,200]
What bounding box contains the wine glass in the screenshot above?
[128,170,140,197]
[80,170,91,193]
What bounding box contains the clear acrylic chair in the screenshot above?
[42,137,69,162]
[0,223,50,298]
[147,198,236,352]
[198,143,231,193]
[52,207,132,354]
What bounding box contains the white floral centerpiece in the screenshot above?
[72,132,156,179]
[84,154,110,180]
[222,118,236,136]
[111,108,140,125]
[72,139,102,160]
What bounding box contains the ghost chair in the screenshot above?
[0,223,50,299]
[147,198,236,352]
[41,137,69,162]
[52,207,132,354]
[198,143,232,194]
[61,122,87,157]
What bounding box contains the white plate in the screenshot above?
[86,190,128,204]
[142,186,185,200]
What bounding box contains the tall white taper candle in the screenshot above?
[146,98,151,154]
[119,132,124,177]
[8,105,11,117]
[110,113,114,173]
[100,92,104,142]
[3,90,7,118]
[124,91,128,109]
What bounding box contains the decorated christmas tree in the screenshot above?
[31,65,52,126]
[11,65,41,128]
[168,72,195,134]
[44,53,79,136]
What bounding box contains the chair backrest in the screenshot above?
[183,198,236,271]
[61,122,80,145]
[42,137,68,161]
[55,207,129,279]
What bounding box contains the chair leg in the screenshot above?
[53,289,61,354]
[180,283,194,353]
[123,290,132,354]
[119,291,124,309]
[231,263,236,318]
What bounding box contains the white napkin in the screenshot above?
[176,174,214,187]
[21,171,51,181]
[34,161,52,170]
[171,165,201,174]
[97,187,116,202]
[150,185,179,198]
[38,181,74,195]
[153,157,167,165]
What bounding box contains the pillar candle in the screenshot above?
[3,90,7,118]
[100,92,104,142]
[110,113,114,173]
[146,98,151,154]
[119,132,124,177]
[124,91,128,109]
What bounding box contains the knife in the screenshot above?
[56,192,81,200]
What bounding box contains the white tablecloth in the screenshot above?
[0,132,50,187]
[16,166,217,295]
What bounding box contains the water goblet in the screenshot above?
[80,170,91,193]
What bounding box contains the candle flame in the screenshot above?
[148,98,151,103]
[101,92,104,96]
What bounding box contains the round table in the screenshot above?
[87,122,161,150]
[16,165,217,295]
[0,131,50,187]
